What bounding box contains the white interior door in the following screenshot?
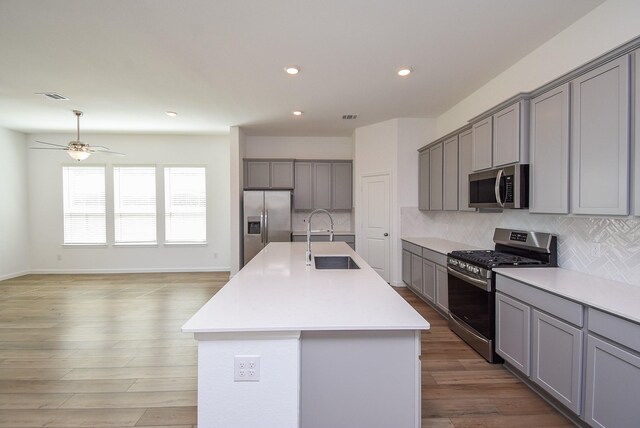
[361,174,390,282]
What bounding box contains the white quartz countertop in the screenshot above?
[182,242,430,333]
[493,267,640,324]
[401,237,479,255]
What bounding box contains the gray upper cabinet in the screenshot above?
[530,84,570,214]
[245,160,271,189]
[332,162,353,210]
[472,116,493,171]
[429,143,443,210]
[418,150,430,211]
[493,101,528,167]
[313,162,332,209]
[244,159,294,189]
[570,55,630,215]
[294,162,313,210]
[293,160,352,211]
[443,135,459,211]
[635,49,640,216]
[271,161,295,188]
[458,129,474,212]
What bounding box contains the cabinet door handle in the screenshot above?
[384,233,389,237]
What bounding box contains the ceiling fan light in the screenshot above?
[68,150,91,161]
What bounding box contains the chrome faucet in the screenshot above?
[306,209,334,265]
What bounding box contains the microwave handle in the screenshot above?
[494,169,505,208]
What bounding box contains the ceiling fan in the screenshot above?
[31,110,125,161]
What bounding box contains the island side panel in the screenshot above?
[300,330,421,428]
[196,334,301,428]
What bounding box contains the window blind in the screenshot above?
[114,167,157,244]
[164,167,206,243]
[62,166,106,244]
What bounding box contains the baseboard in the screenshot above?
[0,270,31,281]
[28,267,231,274]
[390,280,407,288]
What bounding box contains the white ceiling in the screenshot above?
[0,0,603,136]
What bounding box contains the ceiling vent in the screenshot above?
[342,114,358,120]
[37,92,69,100]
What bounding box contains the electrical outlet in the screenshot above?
[234,355,260,382]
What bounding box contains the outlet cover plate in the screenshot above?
[234,355,260,382]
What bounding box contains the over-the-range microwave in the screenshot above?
[469,164,529,209]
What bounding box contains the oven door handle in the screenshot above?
[447,267,491,292]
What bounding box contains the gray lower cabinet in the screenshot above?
[496,292,531,375]
[570,55,630,215]
[529,83,570,214]
[402,250,411,286]
[410,254,423,295]
[422,259,436,303]
[244,159,294,189]
[418,150,430,211]
[532,309,583,414]
[584,308,640,428]
[471,116,493,172]
[429,143,443,210]
[435,265,448,313]
[292,234,355,250]
[458,128,474,212]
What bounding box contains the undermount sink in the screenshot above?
[313,256,360,270]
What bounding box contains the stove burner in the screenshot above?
[449,250,544,269]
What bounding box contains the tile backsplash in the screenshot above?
[292,211,353,233]
[402,207,640,287]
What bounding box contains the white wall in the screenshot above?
[245,136,352,159]
[27,133,230,273]
[230,126,246,276]
[0,128,30,280]
[437,0,640,135]
[354,118,436,286]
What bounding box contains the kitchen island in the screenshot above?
[183,242,430,428]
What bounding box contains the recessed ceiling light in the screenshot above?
[285,66,300,75]
[166,111,178,117]
[397,68,412,77]
[293,110,303,116]
[35,92,69,100]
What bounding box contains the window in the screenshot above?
[164,167,206,243]
[62,166,106,244]
[113,167,156,244]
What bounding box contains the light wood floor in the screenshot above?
[0,273,573,427]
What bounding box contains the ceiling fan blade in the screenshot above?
[90,145,111,150]
[94,149,126,156]
[30,147,68,151]
[35,140,68,148]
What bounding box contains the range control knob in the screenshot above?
[450,259,458,266]
[473,267,480,274]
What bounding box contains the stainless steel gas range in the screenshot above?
[447,228,557,363]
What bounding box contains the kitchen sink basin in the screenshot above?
[313,256,360,270]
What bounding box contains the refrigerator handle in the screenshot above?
[264,210,269,244]
[260,211,265,244]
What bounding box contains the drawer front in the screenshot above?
[588,308,640,353]
[401,240,422,256]
[421,247,447,266]
[496,275,583,327]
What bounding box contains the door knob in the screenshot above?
[384,233,389,237]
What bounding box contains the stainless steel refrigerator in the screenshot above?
[243,190,292,266]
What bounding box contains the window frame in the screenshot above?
[61,164,107,246]
[163,165,208,245]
